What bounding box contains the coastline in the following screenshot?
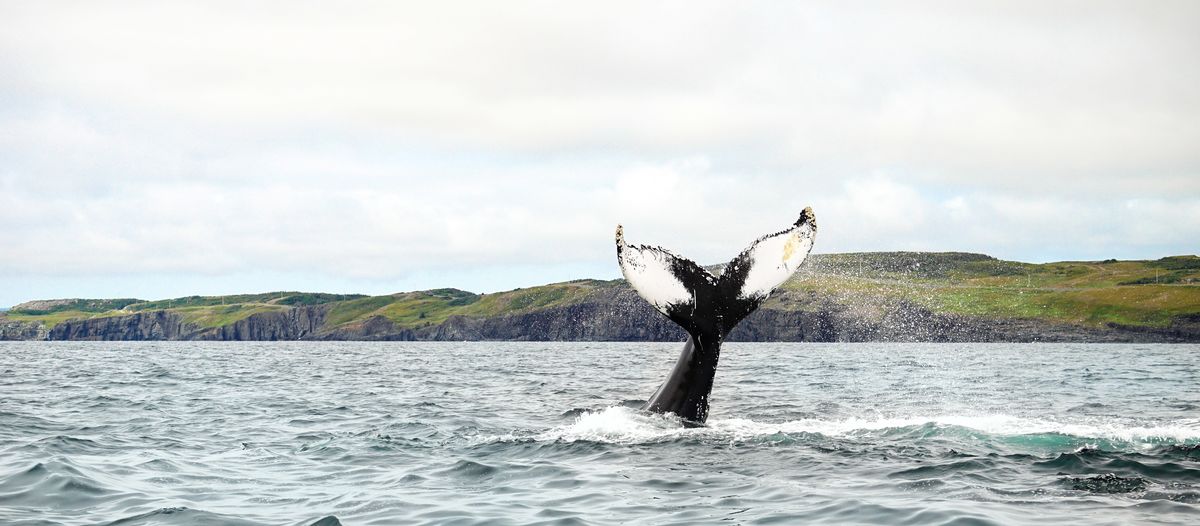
[3,252,1197,343]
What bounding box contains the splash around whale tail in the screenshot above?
[615,208,817,423]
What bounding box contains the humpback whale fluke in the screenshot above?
[616,208,817,424]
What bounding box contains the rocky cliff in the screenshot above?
[24,285,1181,343]
[1,318,47,340]
[4,252,1197,343]
[47,311,193,341]
[192,306,329,341]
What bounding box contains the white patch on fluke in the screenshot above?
[738,220,816,300]
[615,225,705,315]
[615,209,816,317]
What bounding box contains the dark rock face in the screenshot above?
[413,289,686,341]
[729,302,1183,343]
[0,317,47,340]
[318,315,417,341]
[1106,313,1200,343]
[347,287,1185,343]
[22,285,1198,342]
[47,311,192,341]
[45,305,330,341]
[193,306,329,341]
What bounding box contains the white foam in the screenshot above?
[516,407,1200,446]
[760,414,1200,444]
[537,407,685,444]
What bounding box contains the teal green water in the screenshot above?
[1,342,1198,525]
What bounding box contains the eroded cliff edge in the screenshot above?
[5,285,1195,343]
[3,252,1198,342]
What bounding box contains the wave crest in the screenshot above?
[524,407,1200,448]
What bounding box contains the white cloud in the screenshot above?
[0,1,1198,304]
[2,2,1197,189]
[830,176,929,236]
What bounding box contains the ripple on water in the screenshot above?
[0,461,119,510]
[0,341,1197,525]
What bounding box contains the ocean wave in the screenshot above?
[510,407,1200,447]
[0,460,120,510]
[5,342,1197,525]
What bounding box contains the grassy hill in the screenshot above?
[785,253,1200,329]
[3,253,1197,340]
[6,292,366,330]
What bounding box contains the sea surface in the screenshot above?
[1,342,1198,525]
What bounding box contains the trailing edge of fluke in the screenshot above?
[615,208,817,425]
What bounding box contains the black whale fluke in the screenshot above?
[615,208,817,425]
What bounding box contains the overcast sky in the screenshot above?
[2,1,1198,306]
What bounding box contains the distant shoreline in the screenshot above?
[2,252,1197,343]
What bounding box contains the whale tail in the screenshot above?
[615,208,817,423]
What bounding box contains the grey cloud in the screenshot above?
[0,1,1196,292]
[2,2,1196,189]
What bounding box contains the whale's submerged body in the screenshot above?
[615,208,817,425]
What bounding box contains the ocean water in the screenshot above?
[1,342,1198,525]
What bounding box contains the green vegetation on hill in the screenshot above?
[3,254,1197,334]
[322,289,476,329]
[10,298,144,315]
[4,291,366,329]
[173,304,291,329]
[324,295,405,327]
[787,253,1200,328]
[1120,256,1200,285]
[320,282,616,331]
[4,309,109,329]
[128,292,365,311]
